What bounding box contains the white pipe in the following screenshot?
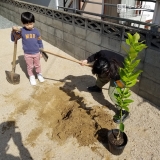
[56,0,59,9]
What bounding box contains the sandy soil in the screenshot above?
[0,28,160,160]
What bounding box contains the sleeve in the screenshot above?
[11,29,22,41]
[37,37,43,49]
[36,29,44,49]
[11,31,15,41]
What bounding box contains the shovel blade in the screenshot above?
[5,71,20,85]
[41,51,48,62]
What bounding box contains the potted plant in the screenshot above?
[107,32,147,155]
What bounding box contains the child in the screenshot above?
[11,12,44,85]
[81,50,129,123]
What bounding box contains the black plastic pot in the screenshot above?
[107,129,128,155]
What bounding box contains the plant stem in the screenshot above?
[116,109,122,140]
[120,109,122,124]
[117,130,120,140]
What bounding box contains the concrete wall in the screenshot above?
[0,0,160,107]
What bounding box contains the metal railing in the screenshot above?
[58,6,158,29]
[61,0,157,30]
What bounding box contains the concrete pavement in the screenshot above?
[0,27,160,160]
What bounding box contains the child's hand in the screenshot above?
[39,48,43,58]
[12,26,20,32]
[40,53,43,58]
[12,26,17,30]
[80,60,88,66]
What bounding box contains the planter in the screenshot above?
[107,129,128,155]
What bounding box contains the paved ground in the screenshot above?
[0,15,17,29]
[0,17,160,160]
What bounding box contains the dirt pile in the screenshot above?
[6,82,116,147]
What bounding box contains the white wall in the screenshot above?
[80,0,102,19]
[20,0,63,9]
[152,1,160,26]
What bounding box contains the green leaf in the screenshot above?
[123,99,134,103]
[123,63,129,70]
[116,87,122,94]
[134,42,141,47]
[119,123,124,132]
[121,106,129,112]
[126,79,137,87]
[114,93,120,98]
[119,75,128,83]
[124,58,131,65]
[129,59,141,69]
[127,73,142,82]
[121,104,130,109]
[135,44,147,52]
[128,70,142,81]
[133,32,140,43]
[129,47,138,59]
[120,68,130,77]
[123,88,129,94]
[126,39,130,46]
[127,33,133,44]
[119,68,132,82]
[123,92,131,98]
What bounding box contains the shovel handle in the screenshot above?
[11,31,20,73]
[40,49,92,67]
[12,41,17,73]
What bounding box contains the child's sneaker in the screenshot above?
[30,75,36,85]
[37,73,45,82]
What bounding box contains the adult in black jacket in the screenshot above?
[81,50,129,123]
[87,50,124,65]
[82,50,124,91]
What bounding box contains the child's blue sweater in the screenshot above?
[11,27,43,54]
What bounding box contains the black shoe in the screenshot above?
[87,85,102,93]
[113,110,129,124]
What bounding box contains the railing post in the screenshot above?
[152,1,160,32]
[101,0,104,20]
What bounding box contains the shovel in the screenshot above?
[40,49,92,67]
[5,32,20,84]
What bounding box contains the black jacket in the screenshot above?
[87,50,124,67]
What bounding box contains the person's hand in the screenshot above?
[40,53,43,58]
[12,26,18,30]
[39,48,43,58]
[12,26,20,32]
[39,50,43,58]
[80,60,88,66]
[12,27,21,41]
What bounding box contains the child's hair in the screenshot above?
[92,57,110,75]
[21,12,35,24]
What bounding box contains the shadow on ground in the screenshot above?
[18,55,28,78]
[0,121,33,160]
[95,128,109,151]
[44,75,117,113]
